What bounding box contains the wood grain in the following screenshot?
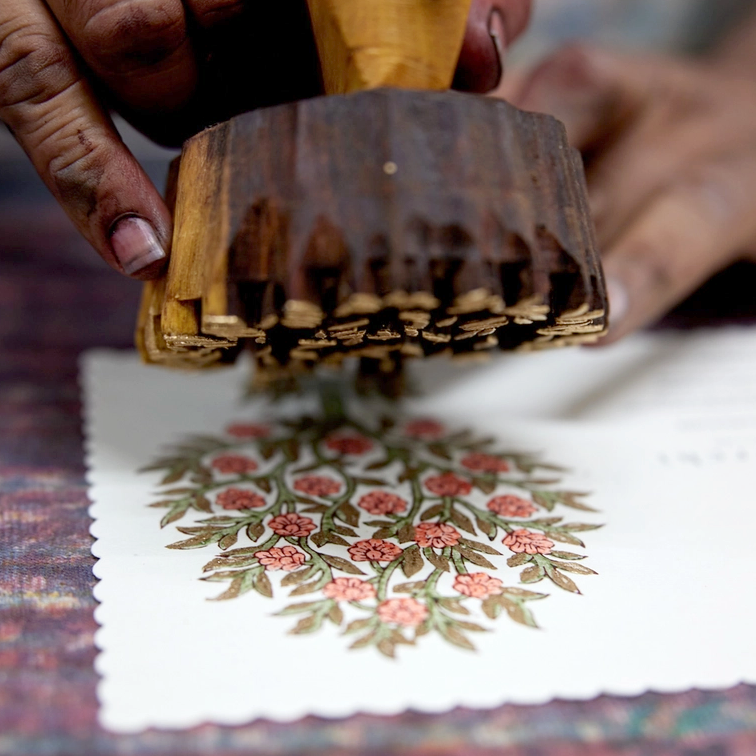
[137,89,607,382]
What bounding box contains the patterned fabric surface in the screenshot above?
[3,155,756,755]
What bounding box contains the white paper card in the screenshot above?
[85,327,756,733]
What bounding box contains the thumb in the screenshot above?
[511,45,647,150]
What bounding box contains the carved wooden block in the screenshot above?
[136,89,607,382]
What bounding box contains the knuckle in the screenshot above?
[82,0,187,75]
[46,129,110,218]
[0,24,77,112]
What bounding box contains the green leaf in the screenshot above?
[449,508,476,535]
[425,550,450,572]
[301,504,329,514]
[372,527,394,540]
[364,520,394,528]
[551,561,597,576]
[328,603,344,626]
[333,524,359,538]
[457,546,496,569]
[295,496,320,506]
[289,580,322,596]
[325,533,350,548]
[501,587,547,600]
[414,621,431,638]
[548,532,586,548]
[439,598,470,615]
[350,631,377,649]
[255,478,272,494]
[428,444,452,460]
[193,494,213,513]
[160,467,189,485]
[160,507,189,528]
[356,477,388,486]
[500,598,538,628]
[276,601,323,616]
[520,564,546,584]
[453,620,487,632]
[289,614,322,635]
[401,544,424,578]
[393,581,425,594]
[283,438,300,461]
[337,503,360,527]
[546,567,581,594]
[321,554,366,575]
[475,517,497,540]
[281,568,314,586]
[310,531,328,548]
[561,522,604,532]
[420,504,444,521]
[246,522,265,542]
[202,555,257,572]
[397,521,416,543]
[344,618,373,635]
[211,575,244,600]
[440,624,475,651]
[254,571,273,598]
[390,630,414,646]
[507,553,532,568]
[549,550,586,561]
[481,596,502,619]
[459,538,502,556]
[167,533,219,550]
[377,639,396,658]
[474,477,496,495]
[365,459,392,471]
[219,533,238,550]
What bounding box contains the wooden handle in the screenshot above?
[306,0,472,94]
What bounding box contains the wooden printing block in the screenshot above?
[136,0,607,383]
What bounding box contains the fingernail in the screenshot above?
[110,216,166,275]
[605,275,629,332]
[488,9,507,89]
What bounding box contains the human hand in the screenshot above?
[501,46,756,343]
[0,0,531,279]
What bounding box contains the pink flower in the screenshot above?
[348,539,403,562]
[487,495,537,518]
[404,419,446,440]
[211,454,258,474]
[424,472,472,497]
[377,598,428,627]
[255,545,306,571]
[293,475,342,498]
[216,488,266,510]
[268,513,317,538]
[323,578,377,602]
[460,452,509,474]
[453,572,503,599]
[503,529,554,555]
[225,423,270,439]
[358,491,408,515]
[414,522,461,549]
[325,434,373,455]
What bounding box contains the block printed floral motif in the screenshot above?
[144,409,601,658]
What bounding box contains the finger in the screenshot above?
[0,0,171,277]
[599,153,756,344]
[45,0,197,113]
[455,0,532,93]
[511,45,648,151]
[584,114,714,250]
